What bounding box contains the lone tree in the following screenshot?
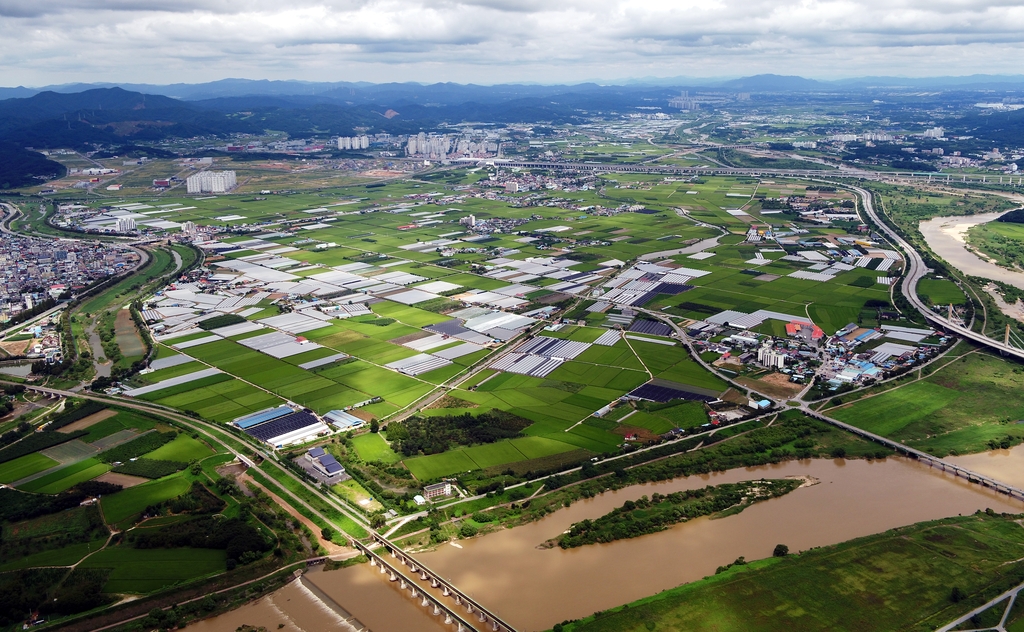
[950,586,967,603]
[773,544,789,557]
[321,527,334,542]
[370,419,380,433]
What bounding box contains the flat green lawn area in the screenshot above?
[0,453,58,483]
[100,475,191,526]
[461,441,527,469]
[0,540,106,571]
[144,434,214,462]
[351,433,401,463]
[828,352,1024,454]
[404,434,588,480]
[831,381,961,436]
[917,278,967,306]
[79,546,226,593]
[404,450,479,480]
[562,514,1024,632]
[17,458,110,494]
[81,411,158,443]
[630,341,728,392]
[508,436,579,459]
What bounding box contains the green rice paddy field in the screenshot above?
[829,352,1024,455]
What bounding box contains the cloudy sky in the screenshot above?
[2,0,1023,86]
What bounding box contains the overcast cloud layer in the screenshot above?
[2,0,1024,85]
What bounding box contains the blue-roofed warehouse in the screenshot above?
[233,405,294,429]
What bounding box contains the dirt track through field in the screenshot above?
[238,472,348,555]
[58,408,119,433]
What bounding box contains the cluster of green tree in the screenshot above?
[760,199,790,209]
[0,416,30,448]
[0,142,66,189]
[0,428,88,464]
[540,415,887,497]
[805,186,837,192]
[0,505,108,563]
[557,480,801,548]
[197,313,247,330]
[150,481,226,518]
[386,409,533,456]
[1,297,58,329]
[98,431,176,463]
[47,400,107,430]
[111,458,186,479]
[127,515,269,564]
[997,208,1024,223]
[0,481,122,523]
[0,567,114,625]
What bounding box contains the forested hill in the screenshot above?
[0,142,65,189]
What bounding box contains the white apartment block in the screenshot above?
[186,170,237,194]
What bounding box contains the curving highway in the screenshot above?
[849,185,1024,362]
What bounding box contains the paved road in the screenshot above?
[850,184,1024,361]
[935,579,1024,632]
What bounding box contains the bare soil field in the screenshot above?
[115,309,145,358]
[95,471,149,488]
[58,408,119,433]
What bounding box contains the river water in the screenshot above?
[918,210,1024,290]
[0,361,32,377]
[189,456,1022,632]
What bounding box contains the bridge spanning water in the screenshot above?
[353,534,516,632]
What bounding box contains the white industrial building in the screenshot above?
[186,170,237,194]
[114,217,136,232]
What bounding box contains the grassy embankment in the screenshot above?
[553,511,1024,632]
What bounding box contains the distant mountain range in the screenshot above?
[5,73,1024,102]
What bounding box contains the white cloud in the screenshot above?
[1,0,1023,85]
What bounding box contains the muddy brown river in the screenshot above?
[188,455,1021,632]
[918,210,1024,290]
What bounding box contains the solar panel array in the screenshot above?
[629,320,674,337]
[629,382,717,403]
[243,411,322,442]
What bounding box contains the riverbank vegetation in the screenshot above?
[554,479,801,549]
[395,412,886,548]
[550,511,1024,632]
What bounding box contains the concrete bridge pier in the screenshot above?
[388,570,397,582]
[442,585,450,596]
[420,571,428,581]
[411,586,418,598]
[369,557,376,567]
[400,578,407,589]
[431,577,440,588]
[433,603,442,616]
[422,595,430,607]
